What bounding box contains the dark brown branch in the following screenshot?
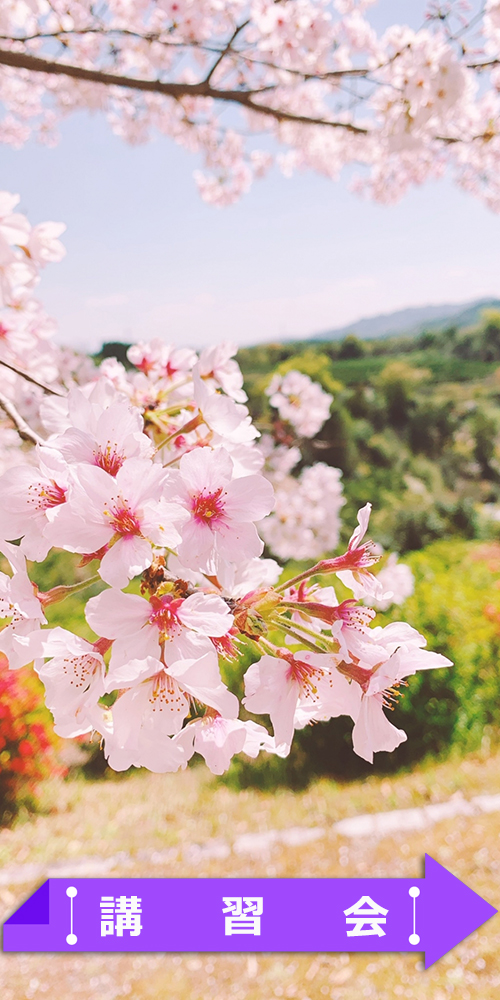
[0,47,368,134]
[0,389,46,446]
[0,29,221,54]
[203,20,250,85]
[467,58,500,71]
[0,30,376,80]
[0,358,66,396]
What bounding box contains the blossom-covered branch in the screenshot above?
[1,2,500,205]
[0,190,451,776]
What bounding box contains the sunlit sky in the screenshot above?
[2,0,499,353]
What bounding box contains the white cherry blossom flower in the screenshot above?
[177,714,274,774]
[266,370,332,438]
[0,447,68,561]
[198,342,247,402]
[28,626,106,737]
[85,586,233,679]
[49,382,153,475]
[243,651,359,749]
[164,446,274,573]
[0,542,46,669]
[44,459,187,587]
[97,651,238,771]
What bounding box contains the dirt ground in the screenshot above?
[1,748,499,1000]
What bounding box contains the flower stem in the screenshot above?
[154,414,202,453]
[270,617,330,654]
[272,613,331,645]
[275,564,326,593]
[40,573,100,607]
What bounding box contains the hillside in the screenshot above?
[310,297,500,343]
[237,307,500,556]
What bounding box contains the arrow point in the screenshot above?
[423,854,498,968]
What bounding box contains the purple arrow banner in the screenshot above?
[2,855,497,968]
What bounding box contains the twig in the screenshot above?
[0,389,46,445]
[0,359,66,396]
[203,20,249,85]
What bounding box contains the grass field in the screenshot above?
[1,746,500,1000]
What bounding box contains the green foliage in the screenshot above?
[237,307,500,554]
[338,334,366,359]
[270,349,343,397]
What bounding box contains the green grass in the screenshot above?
[326,353,498,386]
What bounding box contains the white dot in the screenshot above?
[409,933,420,946]
[66,886,78,898]
[409,886,420,898]
[66,933,78,946]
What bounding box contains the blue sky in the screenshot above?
[1,0,499,353]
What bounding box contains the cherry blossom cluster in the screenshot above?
[266,370,333,439]
[257,370,346,559]
[0,191,95,475]
[0,193,442,775]
[0,190,65,307]
[253,364,414,599]
[1,3,500,208]
[0,358,446,772]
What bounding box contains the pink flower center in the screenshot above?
[285,656,324,698]
[94,444,125,476]
[191,488,225,525]
[148,671,190,714]
[63,654,101,688]
[28,480,67,511]
[106,504,141,536]
[200,710,225,733]
[148,595,184,641]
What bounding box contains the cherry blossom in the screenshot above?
[48,382,154,474]
[197,342,247,403]
[266,370,333,439]
[44,459,188,587]
[259,463,345,561]
[164,446,274,573]
[98,707,192,774]
[127,339,196,380]
[345,628,453,763]
[28,626,107,738]
[98,651,238,771]
[0,446,68,561]
[178,714,276,774]
[334,502,391,600]
[85,586,233,679]
[192,367,258,445]
[0,542,46,669]
[366,553,415,611]
[243,650,360,749]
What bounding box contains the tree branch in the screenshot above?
[0,359,66,396]
[0,47,368,134]
[467,58,500,71]
[0,390,46,446]
[203,20,250,85]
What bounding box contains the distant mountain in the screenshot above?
[310,298,500,342]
